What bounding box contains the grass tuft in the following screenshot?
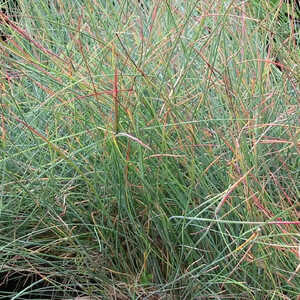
[1,0,299,298]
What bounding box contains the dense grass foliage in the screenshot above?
[0,1,299,299]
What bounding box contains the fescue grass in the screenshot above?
[0,0,299,299]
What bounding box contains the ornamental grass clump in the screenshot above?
[0,0,299,299]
